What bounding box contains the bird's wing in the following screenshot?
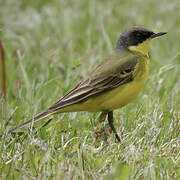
[49,51,138,111]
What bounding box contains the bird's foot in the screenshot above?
[108,111,121,142]
[92,126,108,144]
[92,111,108,144]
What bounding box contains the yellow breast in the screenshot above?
[92,56,149,111]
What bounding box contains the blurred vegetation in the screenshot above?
[0,0,180,179]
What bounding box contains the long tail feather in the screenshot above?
[0,110,52,138]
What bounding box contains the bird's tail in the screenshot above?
[0,110,53,138]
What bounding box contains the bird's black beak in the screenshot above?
[151,32,167,39]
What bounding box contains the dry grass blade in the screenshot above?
[0,40,6,101]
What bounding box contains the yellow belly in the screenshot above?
[78,77,147,111]
[59,57,149,112]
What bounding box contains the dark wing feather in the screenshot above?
[49,51,138,111]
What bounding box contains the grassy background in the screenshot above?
[0,0,180,179]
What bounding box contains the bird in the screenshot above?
[0,27,167,141]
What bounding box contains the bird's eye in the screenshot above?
[136,32,141,37]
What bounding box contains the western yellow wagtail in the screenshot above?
[0,27,167,141]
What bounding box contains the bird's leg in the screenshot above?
[93,111,108,143]
[108,111,121,142]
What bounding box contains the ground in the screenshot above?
[0,0,180,179]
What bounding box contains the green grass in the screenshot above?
[0,0,180,179]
